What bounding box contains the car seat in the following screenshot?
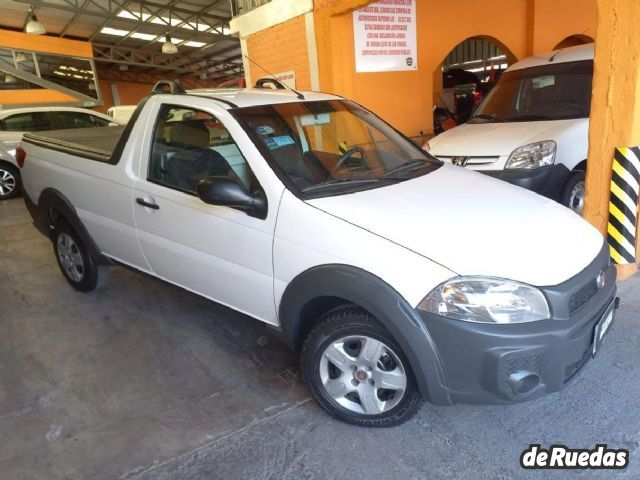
[166,120,234,192]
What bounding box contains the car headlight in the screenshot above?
[505,141,556,169]
[418,277,550,324]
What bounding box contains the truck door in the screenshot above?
[132,100,278,324]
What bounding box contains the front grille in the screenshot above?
[569,279,598,313]
[564,346,591,382]
[505,354,544,376]
[436,155,499,166]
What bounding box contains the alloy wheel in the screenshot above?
[569,180,585,215]
[0,168,16,197]
[56,233,85,282]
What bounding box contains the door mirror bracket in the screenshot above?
[197,177,267,219]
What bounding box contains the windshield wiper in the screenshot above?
[383,159,427,177]
[469,114,498,123]
[504,114,552,121]
[301,177,382,193]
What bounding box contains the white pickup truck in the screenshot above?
[19,81,618,427]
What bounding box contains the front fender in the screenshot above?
[278,264,452,405]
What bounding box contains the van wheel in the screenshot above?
[301,308,422,427]
[0,163,21,199]
[562,170,586,215]
[53,223,108,292]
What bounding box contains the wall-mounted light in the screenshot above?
[25,7,46,35]
[162,33,178,54]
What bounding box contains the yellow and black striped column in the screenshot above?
[608,147,640,264]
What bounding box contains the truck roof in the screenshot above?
[22,88,343,164]
[507,43,594,72]
[185,88,341,108]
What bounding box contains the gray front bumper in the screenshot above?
[418,242,617,405]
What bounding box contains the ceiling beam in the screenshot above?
[15,0,231,43]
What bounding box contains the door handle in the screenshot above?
[136,197,160,210]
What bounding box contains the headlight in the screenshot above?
[418,277,550,324]
[505,141,556,169]
[422,141,431,152]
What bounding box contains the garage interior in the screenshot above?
[1,0,640,478]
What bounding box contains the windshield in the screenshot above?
[469,60,593,123]
[232,100,441,197]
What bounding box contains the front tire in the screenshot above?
[562,170,585,215]
[52,223,108,292]
[0,163,21,199]
[301,308,422,427]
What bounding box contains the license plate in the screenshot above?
[592,303,615,356]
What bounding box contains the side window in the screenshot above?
[50,111,111,129]
[0,112,51,132]
[148,105,255,195]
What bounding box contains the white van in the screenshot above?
[106,105,137,123]
[427,44,594,215]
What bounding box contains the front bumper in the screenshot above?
[482,164,570,202]
[419,243,617,405]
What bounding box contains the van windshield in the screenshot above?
[232,100,441,198]
[469,60,593,123]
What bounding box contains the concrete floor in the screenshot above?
[1,196,639,480]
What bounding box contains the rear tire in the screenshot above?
[562,170,585,215]
[52,222,108,292]
[0,163,21,199]
[301,308,422,427]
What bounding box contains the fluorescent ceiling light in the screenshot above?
[131,32,157,41]
[117,10,210,31]
[184,41,206,48]
[101,27,128,36]
[161,36,183,44]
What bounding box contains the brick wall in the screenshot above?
[245,15,311,90]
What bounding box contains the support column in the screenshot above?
[584,0,640,279]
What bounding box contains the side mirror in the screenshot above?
[197,177,267,219]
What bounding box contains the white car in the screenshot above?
[18,82,617,427]
[427,44,594,215]
[106,105,137,123]
[0,106,121,199]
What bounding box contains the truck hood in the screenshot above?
[428,119,583,156]
[307,164,603,286]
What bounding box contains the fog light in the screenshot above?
[507,370,540,396]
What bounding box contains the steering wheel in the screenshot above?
[331,146,364,174]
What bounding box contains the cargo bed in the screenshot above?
[22,126,126,163]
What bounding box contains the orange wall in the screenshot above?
[97,80,154,112]
[245,15,312,90]
[312,0,596,137]
[532,0,597,52]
